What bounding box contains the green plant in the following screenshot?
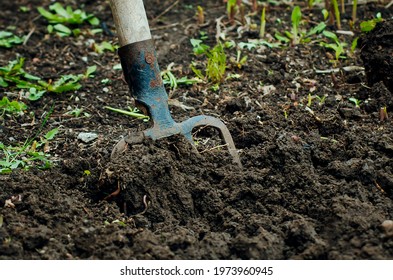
[349,97,361,108]
[352,0,358,24]
[38,2,99,25]
[291,6,302,45]
[0,97,27,117]
[350,37,359,53]
[0,58,94,101]
[274,9,326,45]
[226,0,238,24]
[65,107,90,118]
[0,31,25,48]
[190,38,228,84]
[231,50,247,69]
[196,5,204,25]
[315,94,327,105]
[320,30,347,62]
[259,6,266,38]
[331,0,341,29]
[161,64,200,92]
[206,43,227,83]
[322,9,329,21]
[360,13,383,32]
[0,111,59,174]
[38,2,99,37]
[104,106,150,121]
[93,41,117,54]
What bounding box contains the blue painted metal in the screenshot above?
[115,39,241,166]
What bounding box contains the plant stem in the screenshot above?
[259,6,266,39]
[352,0,358,24]
[332,0,341,29]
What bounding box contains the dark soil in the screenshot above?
[1,0,393,259]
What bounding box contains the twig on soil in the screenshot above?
[386,1,393,9]
[199,143,229,154]
[152,0,179,23]
[374,180,386,194]
[23,27,36,45]
[151,22,179,31]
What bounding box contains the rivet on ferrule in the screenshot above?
[145,53,154,64]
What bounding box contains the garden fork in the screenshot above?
[109,0,241,167]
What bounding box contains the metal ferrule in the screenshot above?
[118,39,175,129]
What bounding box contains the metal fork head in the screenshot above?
[111,39,241,167]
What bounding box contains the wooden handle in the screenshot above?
[109,0,151,46]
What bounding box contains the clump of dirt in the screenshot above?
[360,19,393,93]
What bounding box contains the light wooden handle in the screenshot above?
[109,0,152,46]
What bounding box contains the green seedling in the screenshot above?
[360,13,383,32]
[93,41,117,54]
[0,31,25,48]
[38,2,99,37]
[331,0,341,29]
[19,6,31,12]
[190,39,228,84]
[352,0,358,24]
[315,95,327,105]
[161,64,200,92]
[196,5,204,25]
[104,106,150,121]
[0,113,59,174]
[275,7,326,45]
[259,6,266,39]
[0,58,94,101]
[37,2,99,25]
[291,6,302,45]
[190,38,209,55]
[320,30,347,62]
[231,50,247,69]
[205,43,227,84]
[239,39,281,50]
[65,107,90,118]
[226,0,238,24]
[83,65,97,79]
[349,97,361,108]
[322,9,329,21]
[350,37,359,53]
[0,97,27,117]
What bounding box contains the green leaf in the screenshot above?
[351,37,359,52]
[291,6,302,29]
[23,73,41,81]
[238,42,257,50]
[28,88,46,101]
[322,30,339,43]
[88,17,100,26]
[37,7,58,22]
[275,32,290,43]
[322,9,329,20]
[190,39,209,55]
[44,127,59,140]
[50,3,70,20]
[0,77,8,87]
[53,23,72,36]
[84,65,97,78]
[306,22,326,37]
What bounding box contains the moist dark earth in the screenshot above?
[1,0,393,259]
